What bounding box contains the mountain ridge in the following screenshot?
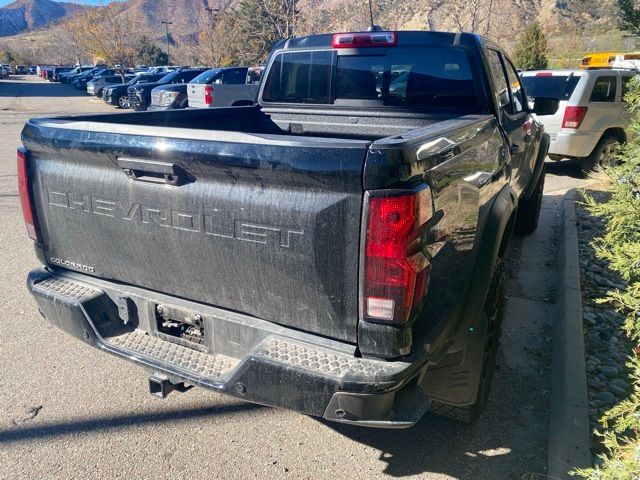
[0,0,83,37]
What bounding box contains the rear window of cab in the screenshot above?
[261,47,481,112]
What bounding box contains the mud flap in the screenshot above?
[421,312,489,407]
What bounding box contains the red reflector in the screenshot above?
[523,119,533,136]
[562,106,588,129]
[332,32,397,48]
[535,72,553,77]
[363,190,431,324]
[17,148,39,241]
[204,85,214,105]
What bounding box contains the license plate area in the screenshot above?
[155,303,207,352]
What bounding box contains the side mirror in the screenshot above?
[533,97,560,116]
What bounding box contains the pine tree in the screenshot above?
[618,0,640,36]
[233,0,299,64]
[513,22,548,71]
[135,37,169,67]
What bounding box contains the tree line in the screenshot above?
[2,0,640,71]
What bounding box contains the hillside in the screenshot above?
[0,0,83,37]
[106,0,233,44]
[0,0,626,64]
[308,0,620,38]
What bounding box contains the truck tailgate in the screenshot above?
[22,119,369,342]
[188,83,258,108]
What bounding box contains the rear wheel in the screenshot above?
[430,258,506,422]
[515,166,545,235]
[580,136,620,176]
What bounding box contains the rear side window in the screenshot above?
[220,68,248,84]
[262,47,480,111]
[137,74,163,84]
[486,50,510,111]
[190,69,222,84]
[590,76,617,102]
[520,75,580,101]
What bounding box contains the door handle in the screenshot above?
[510,144,520,156]
[117,157,186,186]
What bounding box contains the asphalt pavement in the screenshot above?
[0,76,591,480]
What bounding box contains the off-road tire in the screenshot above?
[515,166,545,235]
[429,257,506,422]
[580,136,620,177]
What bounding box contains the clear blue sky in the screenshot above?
[0,0,122,7]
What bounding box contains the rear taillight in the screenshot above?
[562,106,588,129]
[17,148,39,242]
[204,85,214,105]
[362,189,431,324]
[332,32,397,48]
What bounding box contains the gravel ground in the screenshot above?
[576,189,636,456]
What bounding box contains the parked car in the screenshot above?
[63,65,105,84]
[50,66,74,82]
[146,67,259,111]
[1,64,11,77]
[29,65,37,74]
[87,74,135,96]
[40,67,54,80]
[20,30,554,427]
[186,66,262,109]
[72,68,116,90]
[146,66,179,74]
[521,68,635,174]
[59,66,93,83]
[103,73,166,108]
[128,69,206,111]
[148,83,191,111]
[0,65,9,79]
[13,65,26,74]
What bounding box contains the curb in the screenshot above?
[547,189,591,478]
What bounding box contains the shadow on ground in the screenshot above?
[0,79,97,98]
[0,402,264,444]
[545,158,584,179]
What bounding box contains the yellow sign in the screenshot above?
[580,52,640,69]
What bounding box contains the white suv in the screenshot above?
[521,68,635,174]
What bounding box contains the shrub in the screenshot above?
[573,78,640,479]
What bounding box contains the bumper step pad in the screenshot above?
[107,330,238,380]
[253,338,406,381]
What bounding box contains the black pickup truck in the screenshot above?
[20,30,554,427]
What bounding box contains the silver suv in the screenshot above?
[521,68,634,174]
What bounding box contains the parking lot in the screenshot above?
[0,75,593,480]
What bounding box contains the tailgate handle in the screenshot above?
[117,157,185,186]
